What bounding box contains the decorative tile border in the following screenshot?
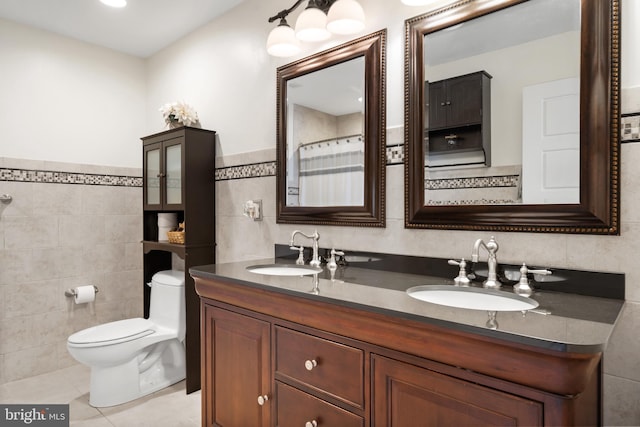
[621,112,640,143]
[215,161,276,181]
[426,175,519,190]
[1,149,518,195]
[427,199,517,206]
[386,144,404,165]
[0,168,142,187]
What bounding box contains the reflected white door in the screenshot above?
[522,77,579,204]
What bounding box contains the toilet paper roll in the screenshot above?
[74,285,96,304]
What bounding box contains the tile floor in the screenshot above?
[0,364,201,426]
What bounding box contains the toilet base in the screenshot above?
[88,339,186,407]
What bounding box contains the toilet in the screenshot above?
[67,270,186,407]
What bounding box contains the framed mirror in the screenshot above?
[405,0,620,234]
[277,29,386,227]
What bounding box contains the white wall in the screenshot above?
[0,18,146,168]
[622,0,639,89]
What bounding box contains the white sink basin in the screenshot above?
[246,264,322,276]
[407,285,539,312]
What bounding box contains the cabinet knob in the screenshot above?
[257,395,269,406]
[305,421,318,427]
[304,359,318,371]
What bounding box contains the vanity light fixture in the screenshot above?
[267,0,365,57]
[100,0,127,7]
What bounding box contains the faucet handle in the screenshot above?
[327,249,345,270]
[513,263,551,296]
[448,258,471,286]
[290,246,305,265]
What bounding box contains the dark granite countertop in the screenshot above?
[190,250,624,354]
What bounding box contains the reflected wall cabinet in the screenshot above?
[427,71,491,164]
[141,126,216,393]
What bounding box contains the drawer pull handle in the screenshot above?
[257,395,269,406]
[304,359,318,371]
[305,421,318,427]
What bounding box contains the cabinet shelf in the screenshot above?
[142,240,186,257]
[142,240,215,257]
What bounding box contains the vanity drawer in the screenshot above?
[275,326,364,408]
[276,382,363,427]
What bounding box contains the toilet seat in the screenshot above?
[68,318,155,348]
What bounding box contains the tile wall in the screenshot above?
[0,158,143,384]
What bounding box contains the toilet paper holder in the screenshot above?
[65,285,99,297]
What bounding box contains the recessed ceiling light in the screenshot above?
[100,0,127,8]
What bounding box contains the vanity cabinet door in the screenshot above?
[202,305,271,427]
[372,355,543,427]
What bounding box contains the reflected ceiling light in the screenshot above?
[267,0,365,57]
[100,0,127,7]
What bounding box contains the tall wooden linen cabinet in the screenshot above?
[141,126,216,393]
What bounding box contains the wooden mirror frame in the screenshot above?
[405,0,620,234]
[276,30,386,227]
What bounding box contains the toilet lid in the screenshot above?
[68,318,155,347]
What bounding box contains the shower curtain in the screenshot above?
[298,135,364,206]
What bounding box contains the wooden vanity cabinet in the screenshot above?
[196,276,602,427]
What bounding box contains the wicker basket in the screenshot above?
[167,230,185,244]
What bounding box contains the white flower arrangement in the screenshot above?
[159,101,199,127]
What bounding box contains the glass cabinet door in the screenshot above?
[165,143,182,206]
[145,145,161,206]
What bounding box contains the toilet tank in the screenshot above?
[148,270,186,340]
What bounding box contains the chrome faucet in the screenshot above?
[471,236,501,289]
[290,229,321,267]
